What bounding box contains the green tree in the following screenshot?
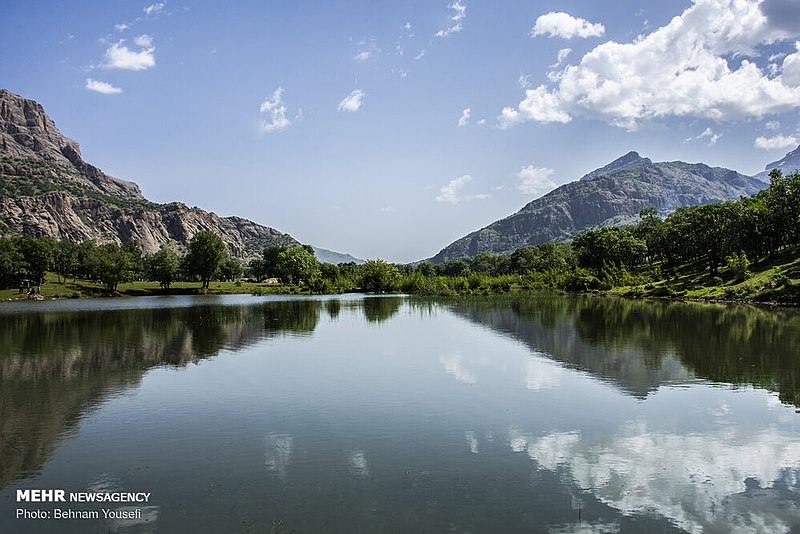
[277,246,320,284]
[144,247,180,289]
[184,231,228,289]
[53,240,78,284]
[17,236,54,289]
[262,245,288,278]
[219,257,243,281]
[0,238,23,288]
[360,259,401,292]
[95,243,137,292]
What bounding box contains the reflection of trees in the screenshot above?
[362,297,402,323]
[262,300,320,336]
[325,299,341,319]
[0,298,323,488]
[450,294,800,406]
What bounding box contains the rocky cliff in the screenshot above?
[430,152,766,262]
[755,145,800,182]
[0,89,298,257]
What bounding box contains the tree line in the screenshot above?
[1,169,797,296]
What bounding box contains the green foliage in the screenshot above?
[144,247,180,289]
[276,246,320,284]
[17,235,55,288]
[572,227,647,270]
[725,251,751,282]
[53,240,78,284]
[184,231,228,289]
[360,259,401,292]
[94,242,141,291]
[0,239,23,288]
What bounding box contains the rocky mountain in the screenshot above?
[430,151,766,263]
[312,246,364,265]
[755,145,800,182]
[0,89,302,258]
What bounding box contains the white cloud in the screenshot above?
[755,134,799,149]
[766,120,781,130]
[259,87,300,132]
[553,48,572,67]
[353,38,380,63]
[133,34,153,47]
[435,174,489,204]
[338,89,365,112]
[101,40,156,71]
[782,44,800,86]
[457,107,471,127]
[435,0,466,38]
[516,166,557,195]
[85,78,122,95]
[114,23,130,32]
[503,0,800,130]
[532,12,605,39]
[414,50,426,61]
[691,127,723,146]
[499,86,571,128]
[144,2,165,16]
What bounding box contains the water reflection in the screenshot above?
[451,294,800,406]
[0,298,334,488]
[509,422,800,533]
[362,296,402,323]
[2,294,800,533]
[264,433,294,480]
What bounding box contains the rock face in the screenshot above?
[430,155,766,263]
[0,89,298,257]
[755,145,800,182]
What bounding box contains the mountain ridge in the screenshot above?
[428,153,768,263]
[0,89,357,262]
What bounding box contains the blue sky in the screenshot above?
[3,0,800,262]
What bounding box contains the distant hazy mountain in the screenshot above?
[0,89,350,261]
[312,246,364,265]
[429,151,766,263]
[755,145,800,183]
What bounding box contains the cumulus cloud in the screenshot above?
[755,134,799,149]
[532,12,605,39]
[144,2,165,16]
[338,89,365,112]
[502,0,800,131]
[766,120,782,130]
[688,127,723,146]
[435,175,489,204]
[457,108,471,127]
[101,39,156,71]
[85,78,122,95]
[435,0,466,38]
[517,166,557,195]
[259,87,301,132]
[114,23,130,32]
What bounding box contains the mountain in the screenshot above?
[0,89,307,258]
[755,145,800,182]
[312,246,364,265]
[429,152,766,263]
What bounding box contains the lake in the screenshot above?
[1,293,799,533]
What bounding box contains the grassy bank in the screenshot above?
[609,245,800,305]
[0,277,307,301]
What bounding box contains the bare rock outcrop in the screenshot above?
[0,89,297,257]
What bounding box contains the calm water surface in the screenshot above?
[1,293,799,533]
